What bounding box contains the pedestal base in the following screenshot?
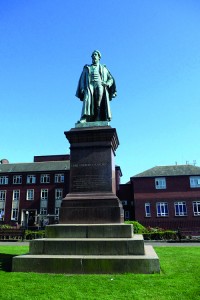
[12,224,160,274]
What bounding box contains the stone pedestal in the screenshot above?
[12,224,160,274]
[12,123,160,274]
[60,124,124,224]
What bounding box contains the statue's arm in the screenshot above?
[76,66,88,99]
[106,71,114,88]
[101,65,113,87]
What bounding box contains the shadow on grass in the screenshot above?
[0,253,15,272]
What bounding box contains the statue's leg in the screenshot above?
[79,87,93,123]
[94,84,104,121]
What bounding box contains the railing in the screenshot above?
[0,228,25,241]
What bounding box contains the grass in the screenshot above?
[0,245,200,300]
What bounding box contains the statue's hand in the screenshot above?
[101,81,108,87]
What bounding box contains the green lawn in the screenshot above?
[0,245,200,300]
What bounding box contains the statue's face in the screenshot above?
[92,52,100,64]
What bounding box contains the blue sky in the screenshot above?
[1,0,200,183]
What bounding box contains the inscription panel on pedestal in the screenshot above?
[70,147,112,193]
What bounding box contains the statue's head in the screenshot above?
[91,50,101,59]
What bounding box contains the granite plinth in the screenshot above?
[61,126,123,224]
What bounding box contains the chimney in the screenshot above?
[0,159,9,164]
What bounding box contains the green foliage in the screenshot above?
[25,230,45,240]
[125,221,177,240]
[125,221,147,233]
[0,224,13,229]
[0,246,200,299]
[143,230,177,240]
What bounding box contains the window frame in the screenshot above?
[27,175,36,184]
[55,188,63,200]
[13,190,20,201]
[174,201,187,216]
[190,176,200,188]
[124,210,130,220]
[0,176,8,185]
[11,208,19,220]
[55,174,64,183]
[40,174,50,184]
[145,203,151,217]
[193,201,200,216]
[40,208,47,215]
[155,177,166,190]
[0,190,6,201]
[26,189,34,201]
[41,189,48,200]
[156,202,169,217]
[13,175,22,184]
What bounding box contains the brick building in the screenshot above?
[119,165,200,231]
[0,155,70,227]
[1,155,200,231]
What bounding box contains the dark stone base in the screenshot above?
[61,125,124,224]
[60,192,124,224]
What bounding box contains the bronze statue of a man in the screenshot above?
[76,50,117,123]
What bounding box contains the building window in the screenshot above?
[40,174,50,184]
[55,189,63,200]
[55,174,64,183]
[145,203,151,217]
[40,208,47,215]
[27,189,34,200]
[13,190,20,201]
[121,200,128,206]
[155,178,166,189]
[0,190,6,201]
[124,211,130,220]
[0,176,8,185]
[13,175,22,184]
[193,201,200,216]
[0,209,4,220]
[11,208,19,220]
[27,175,36,184]
[55,207,60,221]
[174,202,187,216]
[190,176,200,188]
[156,202,169,217]
[41,189,48,200]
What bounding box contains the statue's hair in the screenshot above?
[91,50,101,59]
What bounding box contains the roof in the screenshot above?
[0,161,70,173]
[132,165,200,178]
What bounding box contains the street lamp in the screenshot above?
[25,211,29,230]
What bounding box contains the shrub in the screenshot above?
[143,230,177,240]
[125,221,177,240]
[25,230,45,240]
[125,221,147,233]
[0,224,13,229]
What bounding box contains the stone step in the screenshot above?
[30,235,144,255]
[12,245,160,274]
[46,223,133,238]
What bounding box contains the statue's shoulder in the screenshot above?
[101,64,111,74]
[83,64,90,69]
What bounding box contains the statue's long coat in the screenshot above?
[76,64,117,121]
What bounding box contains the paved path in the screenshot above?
[0,241,199,247]
[145,241,200,247]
